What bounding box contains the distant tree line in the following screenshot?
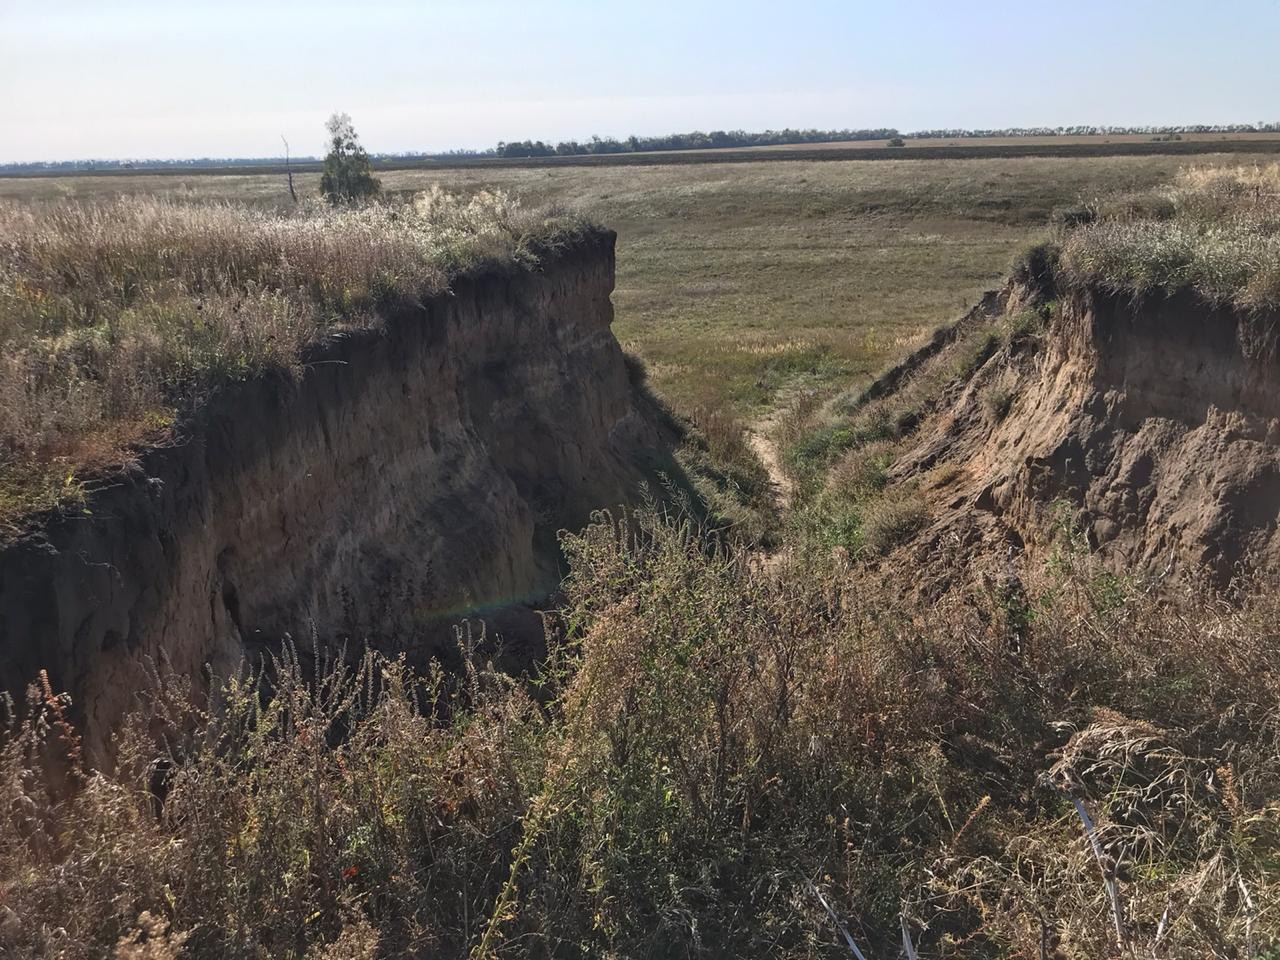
[6,122,1280,175]
[909,123,1280,139]
[0,156,317,174]
[492,127,900,158]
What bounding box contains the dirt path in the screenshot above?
[745,409,796,575]
[746,422,794,514]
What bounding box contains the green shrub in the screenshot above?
[953,329,1001,381]
[1004,304,1051,343]
[828,441,894,499]
[784,409,893,487]
[1010,240,1061,293]
[984,385,1016,421]
[319,113,381,205]
[859,493,928,554]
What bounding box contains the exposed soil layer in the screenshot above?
[0,231,675,757]
[879,282,1280,589]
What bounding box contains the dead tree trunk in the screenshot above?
[282,135,298,203]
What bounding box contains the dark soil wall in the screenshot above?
[0,231,673,758]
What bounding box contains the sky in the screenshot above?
[2,0,1278,162]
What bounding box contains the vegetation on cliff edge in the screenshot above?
[1057,162,1280,308]
[0,190,591,529]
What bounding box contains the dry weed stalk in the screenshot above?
[1,508,1277,957]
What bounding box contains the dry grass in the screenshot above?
[674,402,778,544]
[0,191,589,529]
[859,492,929,555]
[1060,162,1280,308]
[2,508,1277,958]
[9,153,1263,422]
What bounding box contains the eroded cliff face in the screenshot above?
[0,230,672,757]
[890,284,1280,586]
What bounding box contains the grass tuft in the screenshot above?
[1059,162,1280,308]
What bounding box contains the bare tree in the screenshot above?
[281,135,297,203]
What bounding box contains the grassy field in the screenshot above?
[8,133,1280,180]
[5,152,1266,422]
[726,131,1280,151]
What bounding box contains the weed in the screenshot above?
[3,508,1276,957]
[1010,240,1061,294]
[828,440,895,499]
[860,492,929,555]
[675,404,776,544]
[984,385,1016,422]
[1004,304,1050,342]
[953,330,1001,381]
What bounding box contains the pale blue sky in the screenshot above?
[2,0,1277,161]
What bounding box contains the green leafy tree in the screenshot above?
[319,112,381,204]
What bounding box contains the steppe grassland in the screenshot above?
[5,153,1264,420]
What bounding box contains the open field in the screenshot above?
[717,131,1280,152]
[6,152,1272,419]
[6,135,1280,180]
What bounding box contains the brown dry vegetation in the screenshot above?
[1058,162,1280,307]
[0,191,588,528]
[9,153,1267,422]
[3,509,1278,958]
